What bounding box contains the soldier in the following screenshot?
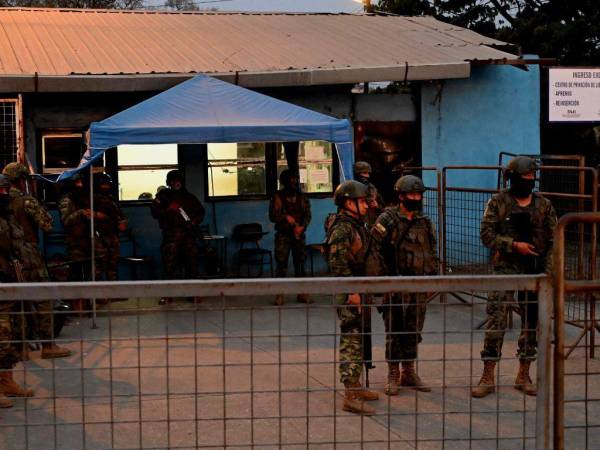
[269,169,311,305]
[93,173,127,282]
[58,173,95,280]
[353,161,384,225]
[0,174,34,407]
[151,170,204,304]
[472,156,556,398]
[371,175,437,395]
[327,180,379,415]
[3,162,71,359]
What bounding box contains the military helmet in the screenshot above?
[334,180,368,207]
[0,174,10,189]
[279,169,298,186]
[2,162,29,182]
[506,156,537,176]
[353,161,372,175]
[166,169,184,186]
[394,175,425,194]
[95,172,113,186]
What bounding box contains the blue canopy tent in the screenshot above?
[58,74,354,181]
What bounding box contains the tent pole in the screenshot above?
[89,165,97,329]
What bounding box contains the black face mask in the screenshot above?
[510,177,535,198]
[403,199,422,212]
[356,175,370,186]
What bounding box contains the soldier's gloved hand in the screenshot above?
[168,202,180,212]
[82,209,92,219]
[513,241,539,256]
[285,215,296,225]
[347,293,362,313]
[94,211,107,221]
[118,221,127,232]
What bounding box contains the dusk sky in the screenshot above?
[150,0,367,13]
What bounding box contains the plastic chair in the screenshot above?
[232,223,273,277]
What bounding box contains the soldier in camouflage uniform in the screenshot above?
[0,173,34,406]
[327,180,379,415]
[353,161,385,225]
[472,156,557,398]
[59,174,99,278]
[151,170,204,304]
[3,163,71,359]
[93,173,127,282]
[371,175,437,395]
[269,169,311,305]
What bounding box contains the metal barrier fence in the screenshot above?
[554,213,600,450]
[0,275,553,449]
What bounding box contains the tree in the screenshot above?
[0,1,143,8]
[163,0,200,11]
[376,1,600,65]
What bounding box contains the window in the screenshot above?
[41,131,85,175]
[207,143,266,197]
[276,141,334,193]
[0,98,20,168]
[117,144,178,201]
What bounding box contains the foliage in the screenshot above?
[0,0,143,8]
[376,0,600,65]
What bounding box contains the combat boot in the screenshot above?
[342,383,375,415]
[514,360,537,396]
[471,361,496,398]
[0,393,13,408]
[384,362,400,396]
[296,294,313,304]
[41,343,72,359]
[0,370,34,397]
[274,295,284,306]
[350,381,379,401]
[400,361,431,392]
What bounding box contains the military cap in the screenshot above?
[279,169,299,186]
[166,169,184,185]
[334,180,368,207]
[394,175,425,194]
[95,172,113,186]
[353,161,372,175]
[506,156,537,176]
[2,162,29,182]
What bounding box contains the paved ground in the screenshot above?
[1,293,599,449]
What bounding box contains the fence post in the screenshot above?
[536,276,553,450]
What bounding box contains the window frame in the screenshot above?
[112,144,180,204]
[203,142,339,202]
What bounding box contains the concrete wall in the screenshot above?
[420,64,541,268]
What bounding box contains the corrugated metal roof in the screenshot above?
[0,8,517,90]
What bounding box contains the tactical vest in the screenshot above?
[9,192,38,244]
[326,213,369,276]
[274,191,307,234]
[95,194,120,236]
[389,210,437,276]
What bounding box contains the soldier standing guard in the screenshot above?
[371,175,437,395]
[93,173,127,282]
[269,169,312,305]
[353,161,384,225]
[472,156,557,398]
[0,174,34,407]
[3,163,71,359]
[151,170,205,304]
[327,180,379,415]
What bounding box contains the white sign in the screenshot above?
[310,169,330,184]
[549,68,600,122]
[305,145,325,161]
[299,168,308,183]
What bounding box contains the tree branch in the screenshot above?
[489,0,517,26]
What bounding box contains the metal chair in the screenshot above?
[232,223,273,277]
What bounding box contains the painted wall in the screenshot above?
[420,64,541,269]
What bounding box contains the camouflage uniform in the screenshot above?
[269,189,311,277]
[0,213,22,371]
[8,187,56,340]
[480,190,557,361]
[372,207,439,362]
[151,187,204,279]
[327,213,369,385]
[58,190,100,280]
[94,192,127,281]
